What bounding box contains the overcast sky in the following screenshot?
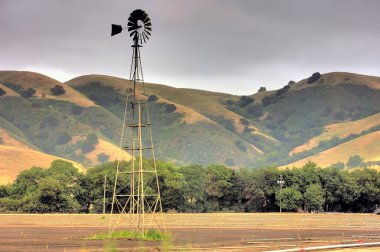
[1,0,379,94]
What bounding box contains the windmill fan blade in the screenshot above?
[111,24,123,36]
[131,9,144,20]
[143,33,149,42]
[141,12,148,20]
[143,16,150,23]
[145,26,152,31]
[144,30,151,36]
[144,22,152,27]
[128,16,136,23]
[129,30,136,37]
[143,32,150,40]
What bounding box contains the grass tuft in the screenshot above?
[90,229,169,241]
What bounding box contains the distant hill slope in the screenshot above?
[1,70,380,177]
[0,145,83,185]
[0,71,95,107]
[66,75,265,166]
[291,112,380,155]
[294,72,380,91]
[282,131,380,170]
[0,72,131,169]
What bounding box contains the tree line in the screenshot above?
[0,160,379,213]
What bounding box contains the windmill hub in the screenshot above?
[111,9,152,45]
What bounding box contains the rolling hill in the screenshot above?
[1,70,380,183]
[290,112,380,155]
[282,131,380,170]
[0,145,83,185]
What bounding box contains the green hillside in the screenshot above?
[0,71,130,167]
[66,75,262,166]
[1,70,380,177]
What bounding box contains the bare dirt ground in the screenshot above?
[0,213,379,251]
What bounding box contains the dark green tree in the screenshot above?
[346,155,364,168]
[258,87,266,92]
[275,187,302,212]
[21,87,36,98]
[304,184,325,212]
[148,95,158,102]
[204,164,233,211]
[180,165,207,212]
[50,85,66,96]
[157,161,185,211]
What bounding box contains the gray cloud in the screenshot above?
[0,0,379,94]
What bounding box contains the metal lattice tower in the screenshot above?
[109,9,164,236]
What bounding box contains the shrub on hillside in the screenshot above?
[239,118,249,126]
[81,141,96,154]
[346,155,364,168]
[148,95,158,102]
[3,82,24,94]
[247,104,263,117]
[239,96,254,107]
[55,132,72,145]
[288,81,296,85]
[86,133,99,145]
[21,88,36,98]
[165,104,177,113]
[40,116,59,129]
[258,87,266,92]
[97,153,110,163]
[0,88,6,96]
[261,95,275,106]
[275,85,290,97]
[219,118,236,132]
[50,85,66,96]
[307,72,321,84]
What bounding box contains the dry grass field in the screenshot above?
[0,213,379,251]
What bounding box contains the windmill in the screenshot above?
[109,9,164,236]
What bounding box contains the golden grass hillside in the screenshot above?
[291,112,380,155]
[0,127,31,149]
[0,71,95,107]
[282,130,380,170]
[0,145,83,185]
[80,138,131,164]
